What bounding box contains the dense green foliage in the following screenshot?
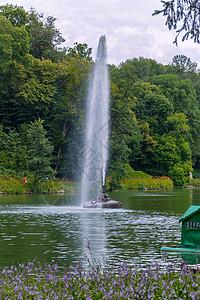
[0,4,200,189]
[108,56,200,188]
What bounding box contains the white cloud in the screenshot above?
[92,0,119,5]
[115,26,140,35]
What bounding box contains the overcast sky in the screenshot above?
[3,0,200,66]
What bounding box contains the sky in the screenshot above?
[3,0,200,66]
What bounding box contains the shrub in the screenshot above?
[169,162,192,187]
[192,169,200,179]
[190,179,200,187]
[0,175,77,194]
[121,176,173,190]
[124,164,151,179]
[107,164,154,191]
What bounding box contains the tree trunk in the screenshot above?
[54,119,71,172]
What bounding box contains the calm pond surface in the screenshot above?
[0,189,200,268]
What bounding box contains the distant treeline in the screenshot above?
[1,4,200,189]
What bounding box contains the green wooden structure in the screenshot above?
[161,205,200,253]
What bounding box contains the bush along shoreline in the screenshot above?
[1,162,197,194]
[121,175,173,190]
[106,165,174,191]
[0,176,77,194]
[0,175,174,194]
[3,174,200,194]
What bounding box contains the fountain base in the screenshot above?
[83,193,122,208]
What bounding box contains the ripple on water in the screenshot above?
[0,191,189,268]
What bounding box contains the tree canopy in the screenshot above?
[1,4,200,188]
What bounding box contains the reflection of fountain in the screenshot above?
[80,35,122,209]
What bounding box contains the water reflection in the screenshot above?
[0,189,200,268]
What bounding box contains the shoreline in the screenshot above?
[0,176,199,194]
[2,186,199,195]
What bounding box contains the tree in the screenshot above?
[171,55,197,72]
[0,4,66,62]
[155,113,192,185]
[150,74,198,119]
[67,42,93,62]
[150,74,200,166]
[26,119,54,184]
[0,128,27,172]
[166,112,190,135]
[132,81,173,135]
[0,4,28,27]
[18,58,59,120]
[26,8,65,61]
[0,16,29,64]
[0,16,32,130]
[108,81,141,188]
[153,0,200,44]
[166,55,199,82]
[44,56,91,176]
[169,161,192,187]
[131,121,157,174]
[109,58,165,94]
[109,60,171,181]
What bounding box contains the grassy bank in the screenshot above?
[121,175,174,190]
[0,176,77,194]
[106,167,174,191]
[0,173,174,195]
[0,258,199,299]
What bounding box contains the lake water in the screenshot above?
[0,189,200,268]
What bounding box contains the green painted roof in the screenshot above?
[179,205,200,223]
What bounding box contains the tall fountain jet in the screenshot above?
[80,35,110,207]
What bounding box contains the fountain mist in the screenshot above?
[80,35,110,206]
